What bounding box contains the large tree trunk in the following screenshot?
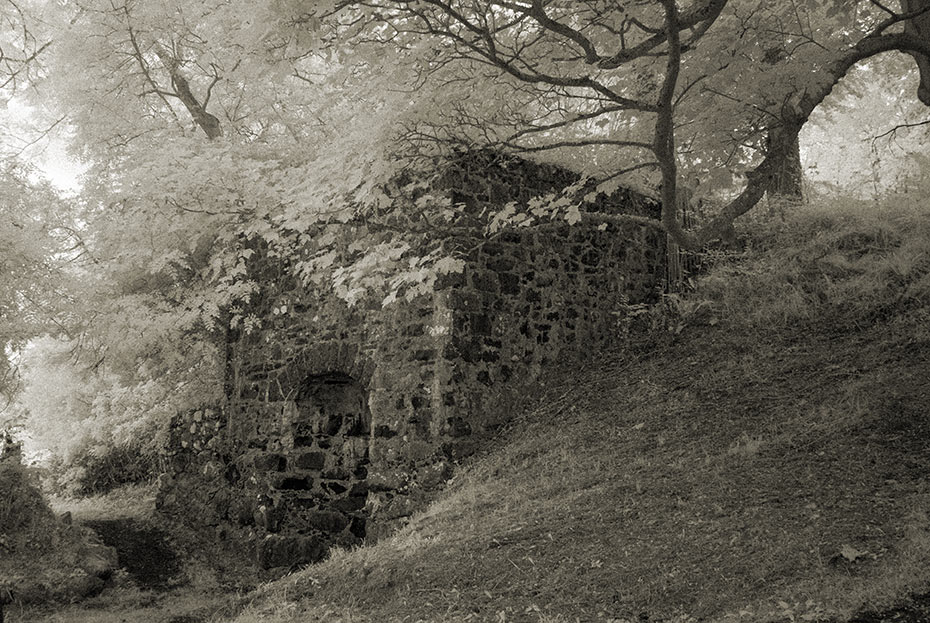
[767,130,804,203]
[904,0,930,105]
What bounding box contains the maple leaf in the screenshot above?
[838,544,868,562]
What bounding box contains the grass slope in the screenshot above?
[230,198,930,623]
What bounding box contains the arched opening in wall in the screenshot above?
[278,372,371,545]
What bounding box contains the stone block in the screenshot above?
[308,509,349,533]
[349,516,367,538]
[413,349,436,361]
[445,416,472,438]
[276,475,314,491]
[294,452,325,470]
[256,534,325,569]
[374,425,398,438]
[486,256,515,272]
[322,481,347,494]
[407,413,431,438]
[480,349,500,363]
[434,270,465,289]
[471,271,499,293]
[470,314,492,335]
[253,453,287,472]
[498,273,521,295]
[322,466,351,480]
[456,339,482,363]
[482,241,505,256]
[333,494,367,513]
[368,468,409,492]
[448,290,481,310]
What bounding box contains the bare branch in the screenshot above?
[598,0,727,69]
[869,0,896,17]
[153,45,223,139]
[871,118,930,141]
[506,138,653,153]
[122,6,183,127]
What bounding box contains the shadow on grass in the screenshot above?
[82,519,184,591]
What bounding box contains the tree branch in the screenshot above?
[872,118,930,142]
[153,45,223,139]
[598,0,727,69]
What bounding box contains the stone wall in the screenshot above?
[434,222,664,445]
[157,155,666,570]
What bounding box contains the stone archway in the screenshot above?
[273,373,371,549]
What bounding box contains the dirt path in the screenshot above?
[81,519,184,591]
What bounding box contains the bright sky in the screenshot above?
[36,141,86,193]
[4,97,86,194]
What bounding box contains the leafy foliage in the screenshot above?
[804,54,930,197]
[4,0,930,472]
[68,442,157,496]
[0,164,72,406]
[10,335,201,471]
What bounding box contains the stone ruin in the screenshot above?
[156,151,667,570]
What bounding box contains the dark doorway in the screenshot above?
[275,373,371,543]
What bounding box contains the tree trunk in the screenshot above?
[767,131,803,202]
[903,0,930,106]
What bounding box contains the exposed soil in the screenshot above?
[82,519,184,591]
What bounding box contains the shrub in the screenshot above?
[70,441,159,496]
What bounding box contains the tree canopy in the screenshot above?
[286,0,930,247]
[4,0,930,458]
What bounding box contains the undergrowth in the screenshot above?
[71,442,158,496]
[0,455,54,554]
[0,452,112,608]
[694,196,930,333]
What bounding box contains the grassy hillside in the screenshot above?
[227,197,930,623]
[15,197,930,623]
